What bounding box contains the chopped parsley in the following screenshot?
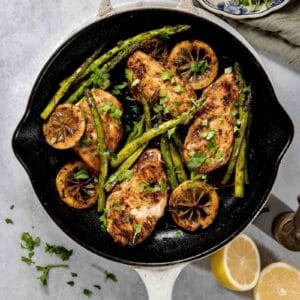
[45,244,73,261]
[104,270,118,282]
[99,101,123,120]
[73,167,90,180]
[224,66,233,74]
[21,232,40,251]
[190,172,207,182]
[125,68,133,83]
[132,223,142,244]
[112,198,121,211]
[215,150,224,162]
[94,284,101,290]
[5,218,13,224]
[83,288,93,297]
[112,81,128,95]
[67,281,75,286]
[21,254,35,266]
[173,84,185,94]
[161,70,174,81]
[71,272,78,277]
[79,137,92,148]
[99,209,108,232]
[187,152,209,170]
[36,264,69,286]
[10,204,15,210]
[139,182,166,193]
[175,231,183,238]
[90,66,110,88]
[190,60,208,74]
[201,119,208,127]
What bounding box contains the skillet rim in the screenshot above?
[12,6,294,267]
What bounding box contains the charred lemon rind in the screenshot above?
[56,161,98,209]
[169,180,219,231]
[168,40,219,90]
[43,104,86,149]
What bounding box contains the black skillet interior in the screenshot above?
[12,8,293,266]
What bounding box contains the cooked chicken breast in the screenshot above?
[106,149,168,246]
[74,89,123,172]
[183,73,239,174]
[127,50,197,117]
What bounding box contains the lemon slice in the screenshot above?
[254,262,300,300]
[210,233,260,291]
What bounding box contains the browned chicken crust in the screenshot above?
[183,73,239,173]
[127,50,197,117]
[106,149,168,246]
[73,89,123,172]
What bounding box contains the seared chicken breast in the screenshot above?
[127,51,197,117]
[74,89,123,172]
[106,149,168,246]
[183,73,239,173]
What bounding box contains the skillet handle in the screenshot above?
[134,263,188,300]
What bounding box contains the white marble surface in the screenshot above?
[0,0,299,299]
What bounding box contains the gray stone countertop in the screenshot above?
[0,1,299,299]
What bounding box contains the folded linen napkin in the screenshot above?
[226,0,300,70]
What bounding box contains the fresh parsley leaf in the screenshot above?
[173,84,185,94]
[112,198,121,211]
[5,218,13,224]
[21,232,40,251]
[99,209,108,232]
[132,223,141,244]
[187,152,209,170]
[224,66,233,74]
[83,288,93,297]
[190,60,208,74]
[161,70,174,81]
[175,231,183,238]
[201,119,208,127]
[125,68,133,83]
[45,244,73,261]
[10,204,15,210]
[79,137,92,148]
[190,172,207,181]
[104,271,118,282]
[99,101,123,120]
[67,281,74,286]
[112,81,128,95]
[106,169,133,185]
[215,150,224,162]
[90,66,110,88]
[21,256,34,266]
[36,264,68,286]
[94,284,101,290]
[73,167,90,180]
[71,272,78,277]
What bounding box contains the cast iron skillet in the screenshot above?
[12,6,293,266]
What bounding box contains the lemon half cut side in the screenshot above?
[210,233,261,291]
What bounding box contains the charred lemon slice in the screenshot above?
[169,180,219,231]
[139,38,168,64]
[56,161,98,209]
[43,104,86,149]
[168,40,218,90]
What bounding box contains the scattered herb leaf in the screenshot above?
[94,284,101,290]
[21,232,40,251]
[104,271,118,282]
[112,81,128,95]
[99,208,108,232]
[73,167,90,180]
[45,244,73,261]
[5,218,13,224]
[190,60,208,74]
[71,272,78,277]
[67,281,75,286]
[36,264,68,286]
[83,288,93,297]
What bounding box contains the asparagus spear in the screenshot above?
[78,25,190,80]
[66,44,138,104]
[161,135,178,190]
[111,104,199,168]
[40,47,103,119]
[125,115,145,145]
[234,135,247,197]
[85,89,108,212]
[169,142,188,183]
[222,64,251,185]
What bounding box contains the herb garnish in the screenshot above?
[106,169,133,185]
[45,244,73,261]
[83,288,93,297]
[94,284,101,290]
[99,101,123,120]
[112,81,128,95]
[21,232,40,251]
[99,208,108,232]
[73,167,90,180]
[36,264,69,286]
[112,198,121,211]
[5,218,13,224]
[104,270,118,282]
[187,152,209,170]
[190,172,207,182]
[190,60,208,74]
[132,223,142,244]
[173,84,185,94]
[161,70,175,81]
[67,281,75,286]
[175,231,183,238]
[79,137,92,148]
[10,204,15,210]
[71,272,78,277]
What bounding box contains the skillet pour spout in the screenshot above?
[12,5,293,267]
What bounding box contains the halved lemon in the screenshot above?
[43,103,86,149]
[254,262,300,300]
[168,40,218,90]
[210,233,261,291]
